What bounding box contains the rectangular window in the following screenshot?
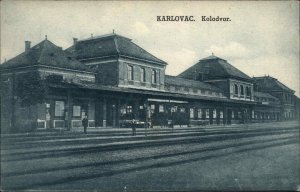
[120,105,126,115]
[150,104,155,113]
[206,109,209,118]
[190,108,194,118]
[128,65,134,81]
[198,109,202,119]
[55,101,65,117]
[171,106,177,112]
[213,109,217,118]
[180,108,185,113]
[285,94,288,102]
[45,102,51,120]
[220,110,223,119]
[126,105,132,113]
[159,105,164,112]
[73,105,81,117]
[238,111,242,119]
[198,72,204,81]
[140,68,146,82]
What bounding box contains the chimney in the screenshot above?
[25,41,31,52]
[73,38,78,45]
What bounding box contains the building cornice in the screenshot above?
[77,54,167,66]
[0,64,96,75]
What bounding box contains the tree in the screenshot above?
[16,71,48,107]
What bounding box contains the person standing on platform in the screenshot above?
[82,116,88,134]
[132,119,136,136]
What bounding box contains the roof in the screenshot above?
[253,76,294,93]
[66,33,167,65]
[200,55,225,61]
[1,39,93,72]
[178,55,252,81]
[165,75,223,92]
[254,91,279,100]
[47,80,255,105]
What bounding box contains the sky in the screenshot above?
[1,1,299,96]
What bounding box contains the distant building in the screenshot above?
[253,76,297,120]
[0,33,299,133]
[178,54,254,102]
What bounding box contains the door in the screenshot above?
[227,109,232,125]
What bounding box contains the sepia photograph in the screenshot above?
[0,1,299,191]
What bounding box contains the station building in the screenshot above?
[0,33,299,133]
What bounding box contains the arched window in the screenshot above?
[246,87,251,97]
[151,70,157,84]
[234,84,238,95]
[140,67,146,82]
[240,85,244,95]
[128,65,134,81]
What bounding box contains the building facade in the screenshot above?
[1,33,299,133]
